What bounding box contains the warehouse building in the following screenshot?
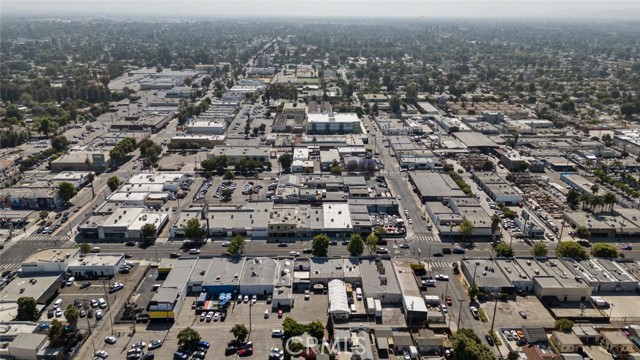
[461,259,514,293]
[393,261,428,327]
[564,258,638,293]
[360,258,402,304]
[192,257,244,295]
[328,279,350,320]
[21,248,80,275]
[472,172,524,205]
[50,152,111,172]
[149,258,196,320]
[67,253,126,278]
[409,172,466,202]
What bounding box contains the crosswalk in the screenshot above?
[423,259,457,270]
[0,260,23,271]
[23,235,69,243]
[414,235,440,243]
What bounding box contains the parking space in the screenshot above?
[198,178,274,204]
[485,295,555,330]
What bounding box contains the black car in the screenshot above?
[277,243,288,247]
[485,335,495,346]
[80,282,91,289]
[432,252,443,257]
[329,241,338,246]
[141,354,155,360]
[225,346,238,356]
[342,241,349,245]
[124,254,133,259]
[125,241,136,247]
[170,253,181,259]
[60,217,68,223]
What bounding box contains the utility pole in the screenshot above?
[101,280,110,310]
[489,291,499,340]
[457,299,465,329]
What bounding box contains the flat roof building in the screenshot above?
[209,146,270,163]
[393,260,428,326]
[67,253,126,278]
[461,259,513,293]
[307,113,362,135]
[360,258,402,304]
[409,172,466,202]
[472,172,524,205]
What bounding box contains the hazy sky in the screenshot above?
[2,0,640,20]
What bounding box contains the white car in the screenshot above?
[440,304,448,314]
[55,309,63,317]
[148,340,163,350]
[270,347,285,358]
[289,251,300,257]
[435,274,449,281]
[189,248,201,254]
[396,195,401,200]
[104,336,117,344]
[251,295,257,304]
[470,306,479,319]
[213,312,220,321]
[221,241,230,247]
[95,350,109,359]
[95,310,103,319]
[205,311,213,322]
[243,295,249,303]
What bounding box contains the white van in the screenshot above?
[355,287,363,301]
[98,298,107,309]
[350,304,357,314]
[66,277,75,286]
[53,299,63,308]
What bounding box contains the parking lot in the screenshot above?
[485,294,556,330]
[122,291,328,360]
[195,178,274,204]
[41,261,148,333]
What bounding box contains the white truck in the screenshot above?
[423,295,440,306]
[374,299,382,318]
[366,297,375,316]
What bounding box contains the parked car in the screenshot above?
[470,306,479,319]
[272,329,284,338]
[95,350,109,359]
[485,335,495,346]
[80,282,91,289]
[519,310,527,319]
[148,340,163,350]
[104,336,117,344]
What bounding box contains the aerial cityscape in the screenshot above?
[1,1,640,360]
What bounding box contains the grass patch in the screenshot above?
[478,307,489,322]
[491,331,502,346]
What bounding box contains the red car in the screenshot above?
[237,347,253,356]
[277,309,283,318]
[446,296,452,306]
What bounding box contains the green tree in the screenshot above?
[490,214,500,235]
[51,135,69,151]
[566,189,581,208]
[278,153,293,172]
[58,182,78,203]
[306,320,325,342]
[575,225,591,239]
[182,218,203,239]
[230,323,249,343]
[16,297,39,321]
[223,170,235,180]
[532,243,548,257]
[555,318,574,332]
[36,118,57,137]
[556,242,588,260]
[460,219,474,242]
[330,160,342,174]
[79,243,91,254]
[141,223,157,239]
[347,233,364,256]
[452,328,494,360]
[221,188,234,200]
[39,210,49,221]
[373,226,387,237]
[202,76,212,89]
[64,304,79,329]
[107,176,122,192]
[177,327,201,350]
[507,351,520,360]
[86,172,95,198]
[48,319,64,346]
[228,235,245,256]
[365,233,378,255]
[468,283,480,300]
[591,243,618,258]
[312,234,330,257]
[494,243,514,257]
[282,317,305,339]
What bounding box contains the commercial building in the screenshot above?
[21,248,80,275]
[209,146,270,163]
[562,208,640,240]
[393,261,428,327]
[360,258,402,304]
[472,172,524,205]
[272,113,306,133]
[67,253,126,278]
[6,333,48,360]
[425,197,492,239]
[207,202,272,238]
[564,258,638,293]
[192,257,244,295]
[461,259,514,293]
[149,258,197,320]
[409,172,466,202]
[0,274,60,305]
[128,173,186,192]
[185,120,227,135]
[494,258,533,292]
[169,208,206,239]
[170,134,226,148]
[78,207,167,240]
[328,279,350,320]
[551,331,582,353]
[50,152,111,172]
[533,274,592,302]
[239,257,279,297]
[601,331,634,354]
[0,187,61,210]
[560,173,596,195]
[50,171,93,189]
[166,86,195,98]
[307,113,362,134]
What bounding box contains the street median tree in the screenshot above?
[312,234,330,257]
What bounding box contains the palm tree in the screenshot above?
[604,192,617,212]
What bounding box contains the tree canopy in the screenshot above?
[17,297,39,321]
[556,241,588,260]
[347,233,364,256]
[312,234,330,257]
